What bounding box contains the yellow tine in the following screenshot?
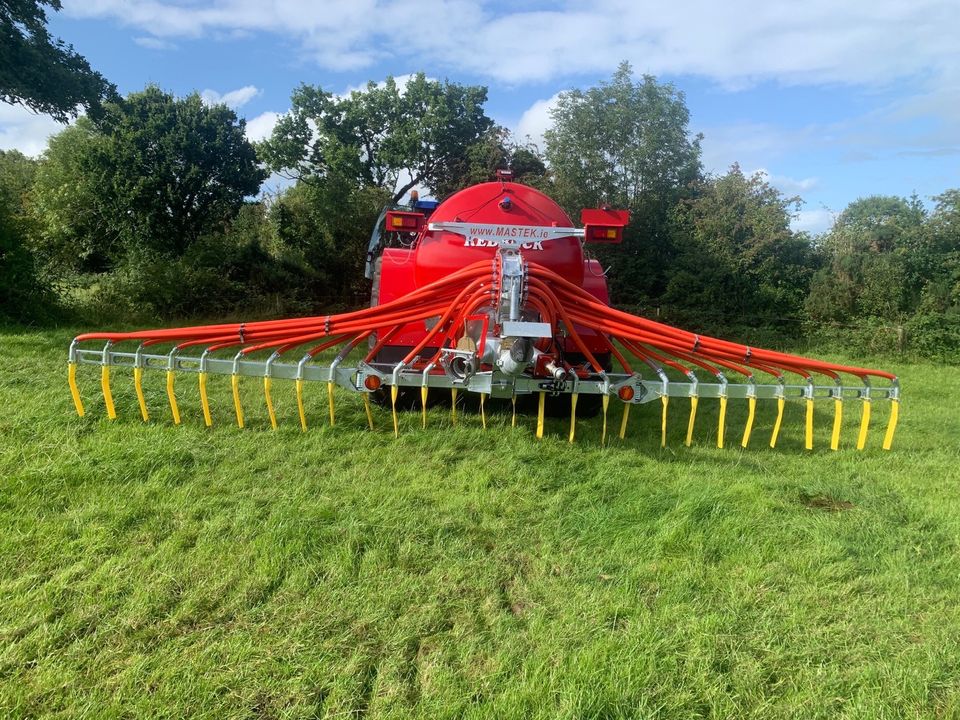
[451,388,458,425]
[770,396,785,448]
[512,393,517,428]
[101,365,117,420]
[856,399,871,451]
[166,370,181,425]
[804,398,814,450]
[264,376,278,430]
[199,372,213,427]
[619,401,630,440]
[601,394,609,446]
[741,396,756,448]
[295,379,307,432]
[660,395,669,448]
[568,392,578,443]
[232,375,245,428]
[327,381,336,426]
[363,392,375,430]
[536,391,546,439]
[391,385,400,438]
[882,399,899,451]
[421,386,428,429]
[830,397,843,451]
[717,396,727,449]
[480,392,487,429]
[134,367,149,422]
[685,395,698,447]
[68,363,85,417]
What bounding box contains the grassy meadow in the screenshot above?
[1,325,959,718]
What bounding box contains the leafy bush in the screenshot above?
[78,234,319,324]
[905,312,960,362]
[0,203,54,323]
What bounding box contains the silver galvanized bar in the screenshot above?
[74,348,896,402]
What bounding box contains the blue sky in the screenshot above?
[2,0,957,233]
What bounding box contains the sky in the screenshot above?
[2,0,958,234]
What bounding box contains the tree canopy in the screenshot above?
[545,62,703,305]
[258,74,494,203]
[32,86,266,272]
[0,0,116,121]
[664,165,817,328]
[545,61,702,213]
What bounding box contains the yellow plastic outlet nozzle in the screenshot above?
[717,396,727,449]
[363,392,375,430]
[830,397,843,451]
[480,392,487,430]
[601,394,609,446]
[450,388,458,425]
[295,379,307,432]
[804,398,814,450]
[568,392,578,443]
[770,396,785,448]
[660,395,669,448]
[536,391,546,439]
[741,396,756,448]
[856,399,871,451]
[619,401,630,440]
[199,372,212,427]
[685,395,698,447]
[327,381,335,427]
[166,370,181,425]
[101,365,116,420]
[232,375,245,429]
[263,376,278,430]
[882,399,899,451]
[133,367,149,422]
[421,386,428,429]
[68,363,85,417]
[390,384,399,438]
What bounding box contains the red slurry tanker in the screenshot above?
[68,173,900,449]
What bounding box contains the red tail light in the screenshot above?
[581,208,629,244]
[385,210,425,232]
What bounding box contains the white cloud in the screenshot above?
[514,93,560,151]
[244,110,282,143]
[61,0,960,88]
[754,168,819,195]
[134,36,176,50]
[792,208,836,234]
[0,104,67,156]
[200,85,261,109]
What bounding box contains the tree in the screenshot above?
[806,195,926,322]
[915,190,960,313]
[270,178,391,303]
[0,149,49,321]
[664,165,816,329]
[30,119,114,276]
[1,0,116,121]
[258,74,494,203]
[544,62,703,305]
[32,86,266,269]
[431,126,547,198]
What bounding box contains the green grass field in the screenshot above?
[2,326,959,719]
